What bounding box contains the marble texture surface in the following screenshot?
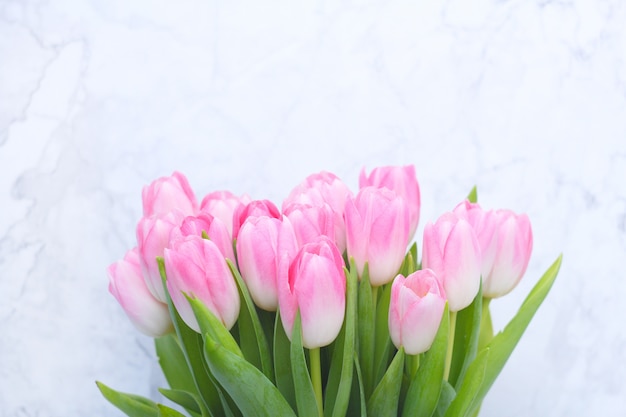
[1,0,625,416]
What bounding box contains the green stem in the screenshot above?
[310,347,324,417]
[478,297,493,350]
[443,310,457,381]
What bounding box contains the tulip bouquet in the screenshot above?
[98,166,561,417]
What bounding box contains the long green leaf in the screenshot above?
[445,255,562,417]
[290,312,320,417]
[273,311,297,412]
[187,296,242,358]
[324,262,357,417]
[402,304,450,417]
[96,381,159,417]
[449,285,482,389]
[157,404,188,417]
[158,388,202,416]
[433,381,456,417]
[155,335,197,395]
[367,348,405,417]
[357,264,375,397]
[373,279,393,387]
[202,336,297,417]
[227,259,274,381]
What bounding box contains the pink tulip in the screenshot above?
[108,248,173,337]
[200,190,251,237]
[388,269,446,355]
[283,171,353,252]
[278,237,346,348]
[164,236,240,332]
[176,213,235,262]
[136,211,184,302]
[232,200,281,239]
[236,216,299,311]
[421,212,481,312]
[283,203,336,248]
[483,210,533,298]
[344,186,410,286]
[142,171,198,217]
[359,165,421,240]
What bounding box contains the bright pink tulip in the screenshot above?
[108,248,173,337]
[176,213,235,262]
[164,236,240,332]
[283,203,335,248]
[359,165,421,240]
[421,212,481,312]
[200,190,251,237]
[278,237,346,348]
[483,210,533,298]
[388,269,446,355]
[142,171,198,217]
[344,186,410,286]
[136,211,184,302]
[232,200,281,239]
[236,216,299,311]
[283,171,353,252]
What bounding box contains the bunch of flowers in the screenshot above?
[98,166,561,417]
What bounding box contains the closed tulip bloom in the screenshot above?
[236,216,299,311]
[388,269,446,355]
[422,212,481,312]
[232,200,281,239]
[278,237,346,348]
[359,165,421,240]
[453,200,498,282]
[142,171,198,217]
[164,236,240,332]
[176,213,235,262]
[283,203,336,248]
[344,186,410,286]
[483,210,533,298]
[108,248,173,337]
[136,211,184,302]
[283,171,353,252]
[200,190,251,237]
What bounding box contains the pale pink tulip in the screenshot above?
[175,213,235,262]
[483,210,533,298]
[136,211,184,302]
[283,171,353,252]
[421,212,481,312]
[359,165,421,240]
[344,186,410,286]
[278,237,346,348]
[200,190,251,237]
[164,236,240,332]
[388,269,446,355]
[232,200,281,239]
[142,171,198,217]
[108,248,173,337]
[236,216,299,311]
[283,203,335,248]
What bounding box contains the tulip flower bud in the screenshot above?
[359,165,421,240]
[278,237,346,348]
[107,248,173,337]
[344,186,410,286]
[483,209,533,298]
[176,213,235,262]
[283,171,353,252]
[232,200,281,239]
[388,269,446,355]
[422,212,481,312]
[136,211,184,302]
[200,190,251,238]
[142,171,198,217]
[236,216,299,311]
[283,203,336,249]
[164,236,240,332]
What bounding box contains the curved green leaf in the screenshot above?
[96,381,158,417]
[449,285,482,389]
[367,348,405,417]
[357,264,375,397]
[157,404,188,417]
[290,312,320,417]
[158,388,202,416]
[203,333,297,417]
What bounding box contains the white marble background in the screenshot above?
[1,0,625,416]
